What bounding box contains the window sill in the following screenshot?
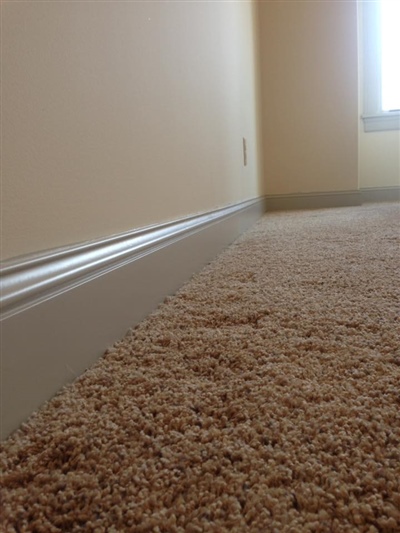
[362,112,400,133]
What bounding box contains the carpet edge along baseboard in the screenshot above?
[265,189,362,211]
[264,188,400,211]
[0,197,266,439]
[1,187,393,439]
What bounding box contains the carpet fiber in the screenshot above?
[1,203,400,532]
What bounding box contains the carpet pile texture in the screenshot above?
[1,203,400,532]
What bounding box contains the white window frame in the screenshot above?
[360,0,400,132]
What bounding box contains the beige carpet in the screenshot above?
[1,203,400,532]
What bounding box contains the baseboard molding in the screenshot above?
[0,197,266,439]
[360,186,400,203]
[265,190,362,211]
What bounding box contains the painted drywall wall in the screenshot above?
[359,131,400,188]
[2,1,264,260]
[258,0,359,196]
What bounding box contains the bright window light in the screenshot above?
[381,0,400,111]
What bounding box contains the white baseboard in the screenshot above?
[265,190,362,211]
[0,197,266,439]
[360,186,400,203]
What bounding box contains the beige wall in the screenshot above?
[2,1,264,260]
[258,0,359,196]
[359,131,400,189]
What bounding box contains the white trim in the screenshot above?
[0,198,261,321]
[361,186,400,202]
[0,197,266,439]
[362,112,400,132]
[265,190,361,212]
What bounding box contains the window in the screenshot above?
[360,0,400,132]
[381,0,400,112]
